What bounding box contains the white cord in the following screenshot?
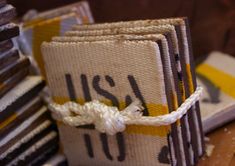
[49,87,203,135]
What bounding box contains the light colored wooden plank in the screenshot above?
[198,122,235,166]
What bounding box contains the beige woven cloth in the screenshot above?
[41,18,204,166]
[52,33,190,165]
[42,40,176,166]
[71,18,184,31]
[63,19,204,162]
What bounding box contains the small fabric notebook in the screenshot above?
[41,18,204,166]
[196,51,235,133]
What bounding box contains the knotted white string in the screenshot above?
[49,87,203,135]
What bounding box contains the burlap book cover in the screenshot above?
[42,40,180,166]
[52,33,191,165]
[71,17,204,134]
[61,25,196,164]
[65,19,204,162]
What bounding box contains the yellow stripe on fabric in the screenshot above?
[196,63,235,98]
[186,64,195,93]
[53,97,170,137]
[180,81,186,101]
[32,20,60,79]
[172,92,178,110]
[0,114,17,129]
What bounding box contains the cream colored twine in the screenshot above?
[49,87,203,135]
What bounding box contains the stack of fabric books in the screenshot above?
[41,18,205,166]
[0,1,66,165]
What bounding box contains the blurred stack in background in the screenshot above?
[0,1,93,165]
[17,1,93,77]
[196,51,235,133]
[0,1,62,165]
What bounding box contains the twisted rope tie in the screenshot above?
[49,87,203,135]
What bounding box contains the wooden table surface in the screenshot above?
[198,121,235,166]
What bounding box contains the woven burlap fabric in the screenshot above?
[42,40,174,166]
[42,41,167,106]
[71,18,202,119]
[60,26,195,164]
[66,24,172,36]
[63,26,183,102]
[51,33,191,165]
[54,26,182,100]
[54,25,178,55]
[71,18,184,31]
[64,25,184,103]
[65,20,204,160]
[68,21,193,97]
[54,26,181,100]
[59,124,170,166]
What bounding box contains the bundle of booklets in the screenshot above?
[0,1,67,165]
[41,18,205,166]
